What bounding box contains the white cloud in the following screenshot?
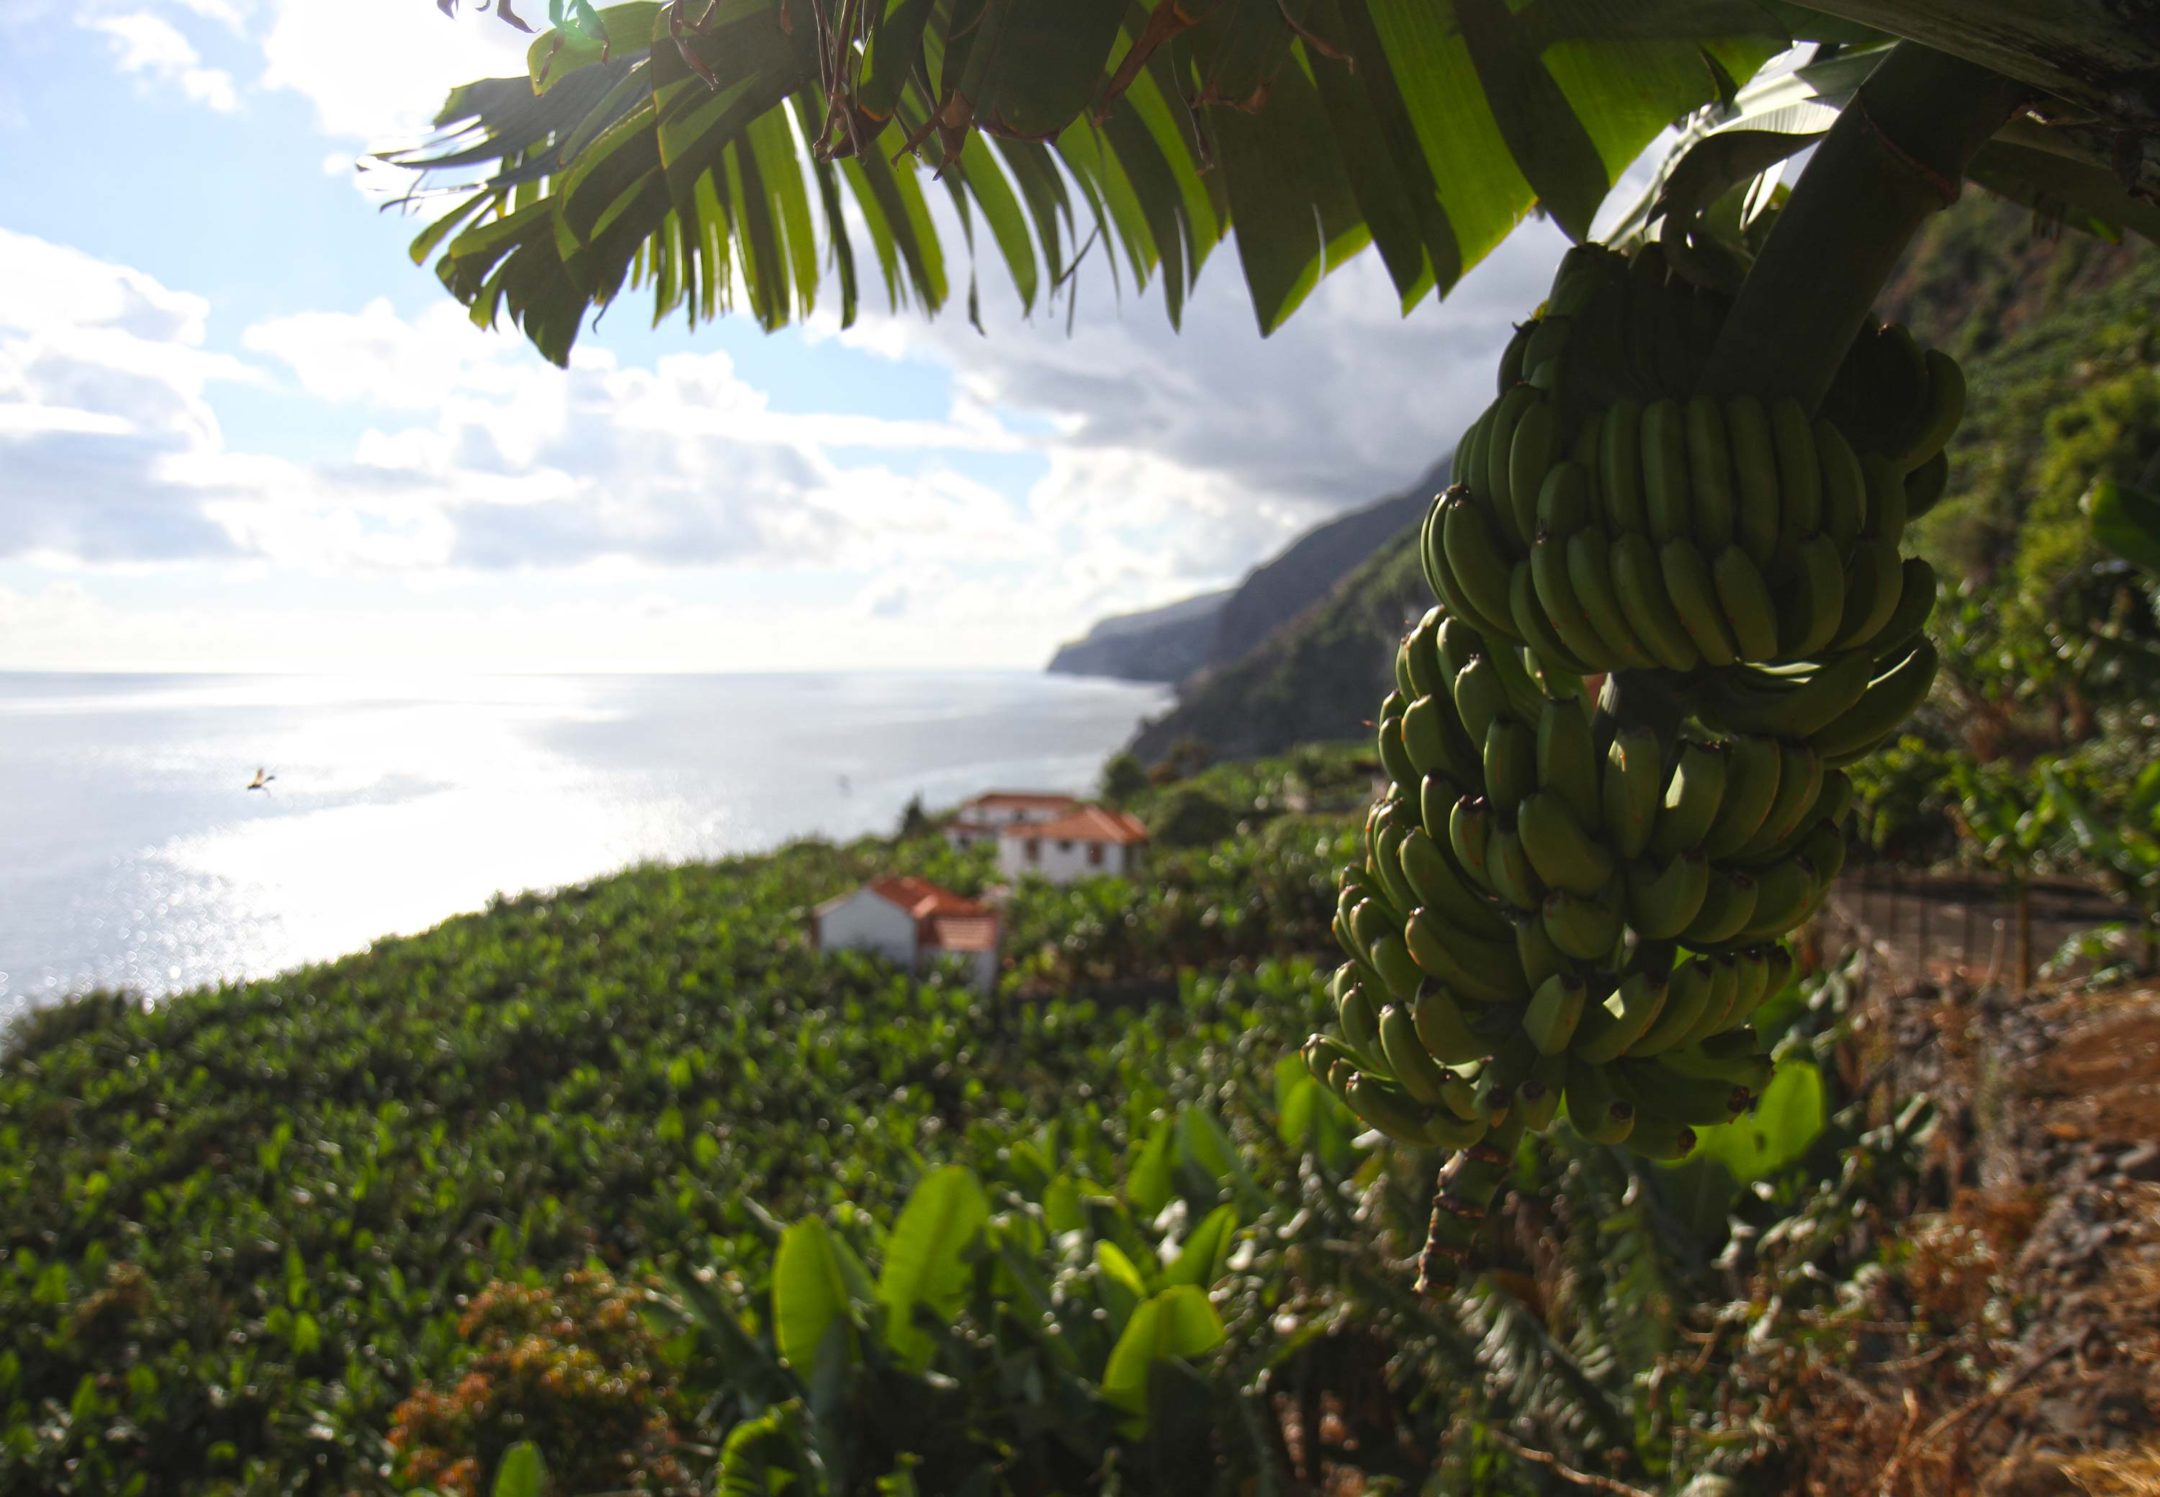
[257,0,532,145]
[90,11,239,111]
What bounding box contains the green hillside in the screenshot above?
[3,746,1918,1496]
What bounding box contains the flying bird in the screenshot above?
[246,768,275,792]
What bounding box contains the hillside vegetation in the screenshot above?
[0,744,2002,1496]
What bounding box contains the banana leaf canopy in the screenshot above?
[384,0,2160,364]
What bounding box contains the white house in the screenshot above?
[811,875,1001,993]
[944,791,1083,852]
[997,804,1150,885]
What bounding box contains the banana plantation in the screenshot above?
[7,0,2160,1492]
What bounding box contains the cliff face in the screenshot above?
[1044,590,1233,682]
[1129,521,1429,763]
[1201,469,1443,669]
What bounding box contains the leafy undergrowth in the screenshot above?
[2,742,2148,1495]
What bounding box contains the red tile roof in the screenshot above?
[867,874,988,920]
[1015,804,1150,845]
[962,791,1083,811]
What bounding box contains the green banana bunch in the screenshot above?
[1312,239,1958,1300]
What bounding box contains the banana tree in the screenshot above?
[391,0,2160,1309]
[2044,760,2160,976]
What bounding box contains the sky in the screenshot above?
[0,0,1579,673]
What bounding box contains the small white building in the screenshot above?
[997,804,1150,885]
[944,791,1083,852]
[811,875,1001,993]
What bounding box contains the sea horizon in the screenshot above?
[0,669,1170,1017]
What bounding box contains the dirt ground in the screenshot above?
[1759,889,2160,1495]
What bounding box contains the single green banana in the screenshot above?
[1483,719,1539,813]
[1799,817,1849,884]
[1459,406,1493,507]
[1894,346,1965,472]
[1778,533,1847,659]
[1512,1072,1562,1132]
[1770,396,1822,547]
[1452,656,1509,745]
[1726,394,1781,568]
[1681,956,1742,1045]
[1495,320,1534,395]
[1405,608,1450,697]
[1523,972,1589,1055]
[1703,734,1783,858]
[1337,979,1384,1061]
[1399,827,1511,939]
[1394,637,1419,703]
[1811,641,1940,765]
[1613,1062,1747,1128]
[1412,983,1491,1065]
[1573,972,1669,1066]
[1528,536,1612,672]
[1364,931,1427,1004]
[1712,545,1783,663]
[1403,693,1478,786]
[1835,539,1906,651]
[1641,397,1693,542]
[1536,460,1596,540]
[1536,696,1602,833]
[1514,910,1571,992]
[1561,1052,1634,1141]
[1621,1116,1699,1161]
[1736,855,1820,941]
[1716,948,1772,1034]
[1905,448,1950,520]
[1442,495,1523,637]
[1679,872,1759,947]
[1448,795,1494,888]
[1435,615,1485,687]
[1651,740,1727,860]
[1626,956,1716,1056]
[1625,848,1711,941]
[1661,537,1741,667]
[1862,451,1909,544]
[1405,906,1529,1004]
[1600,398,1647,533]
[1379,1002,1458,1106]
[1869,557,1939,661]
[1814,771,1854,830]
[1376,711,1418,791]
[1658,1033,1771,1093]
[1611,531,1702,670]
[1511,560,1599,677]
[1699,650,1877,739]
[1685,393,1737,548]
[1420,772,1460,847]
[1508,396,1563,548]
[1369,820,1420,916]
[1485,824,1545,911]
[1485,632,1555,723]
[1517,790,1615,898]
[1520,314,1573,386]
[1303,1034,1362,1091]
[1543,886,1622,961]
[1815,419,1868,546]
[1602,724,1663,861]
[1482,384,1540,549]
[1346,1072,1486,1149]
[1566,528,1656,668]
[1736,742,1823,860]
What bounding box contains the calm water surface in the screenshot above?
[0,671,1167,1015]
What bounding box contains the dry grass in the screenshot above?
[2066,1445,2160,1496]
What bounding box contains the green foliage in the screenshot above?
[392,0,1793,361]
[1099,752,1148,806]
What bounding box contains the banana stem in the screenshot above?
[1415,1113,1527,1296]
[1701,42,2029,407]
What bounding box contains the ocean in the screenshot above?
[0,671,1170,1017]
